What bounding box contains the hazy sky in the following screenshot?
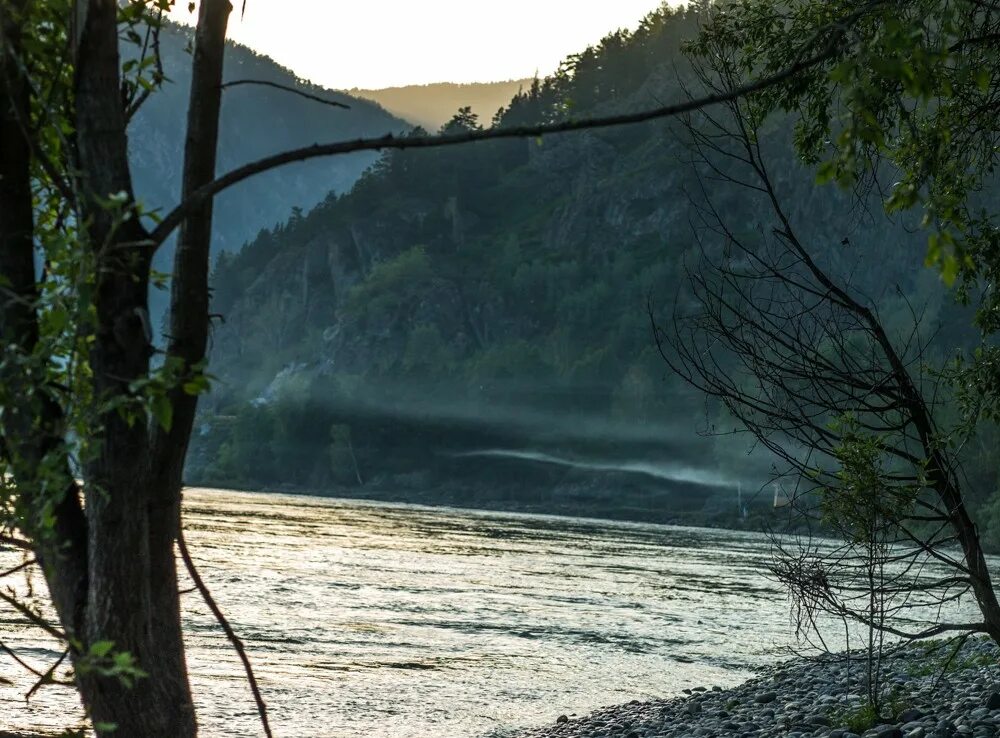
[170,1,674,90]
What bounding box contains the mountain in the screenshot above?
[347,80,533,131]
[125,22,410,322]
[188,6,989,533]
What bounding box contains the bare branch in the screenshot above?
[25,648,72,700]
[0,535,31,551]
[0,590,66,642]
[178,530,273,738]
[0,558,36,579]
[220,79,350,109]
[149,44,841,247]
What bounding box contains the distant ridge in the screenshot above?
[348,79,533,131]
[125,22,409,324]
[130,23,409,257]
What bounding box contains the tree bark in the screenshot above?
[71,2,196,734]
[151,0,231,501]
[149,0,232,732]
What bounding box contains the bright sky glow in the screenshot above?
[171,1,678,90]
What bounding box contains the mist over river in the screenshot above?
[1,488,806,737]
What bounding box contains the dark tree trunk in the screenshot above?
[933,467,1000,641]
[148,0,232,731]
[69,1,198,734]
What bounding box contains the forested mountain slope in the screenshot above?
[126,22,409,320]
[190,5,991,531]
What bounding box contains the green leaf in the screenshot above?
[815,160,837,185]
[151,395,173,431]
[89,640,115,658]
[976,68,990,93]
[182,375,211,396]
[941,254,959,285]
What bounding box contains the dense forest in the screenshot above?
[188,4,1000,539]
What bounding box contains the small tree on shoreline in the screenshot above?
[772,422,912,716]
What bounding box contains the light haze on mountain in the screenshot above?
[348,80,534,131]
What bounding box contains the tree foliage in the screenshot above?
[692,0,1000,286]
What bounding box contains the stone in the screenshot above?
[755,691,777,704]
[871,726,903,738]
[556,715,568,724]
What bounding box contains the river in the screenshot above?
[0,487,803,737]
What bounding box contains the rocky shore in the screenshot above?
[519,638,1000,738]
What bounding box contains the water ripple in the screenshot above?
[0,487,803,737]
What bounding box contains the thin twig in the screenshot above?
[0,535,31,552]
[25,648,71,700]
[934,633,974,690]
[0,639,45,678]
[221,79,350,109]
[0,590,66,642]
[0,559,36,579]
[177,529,273,738]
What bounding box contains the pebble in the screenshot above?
[516,639,1000,738]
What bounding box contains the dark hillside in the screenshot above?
[190,4,993,535]
[125,22,409,322]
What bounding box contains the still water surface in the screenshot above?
[0,488,801,737]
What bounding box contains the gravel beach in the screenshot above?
[519,639,1000,738]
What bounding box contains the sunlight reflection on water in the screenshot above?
[0,488,807,737]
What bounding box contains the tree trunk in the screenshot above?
[934,468,1000,641]
[71,2,197,734]
[148,1,232,732]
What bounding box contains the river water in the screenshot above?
[0,488,805,737]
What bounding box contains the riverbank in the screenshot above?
[518,638,1000,738]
